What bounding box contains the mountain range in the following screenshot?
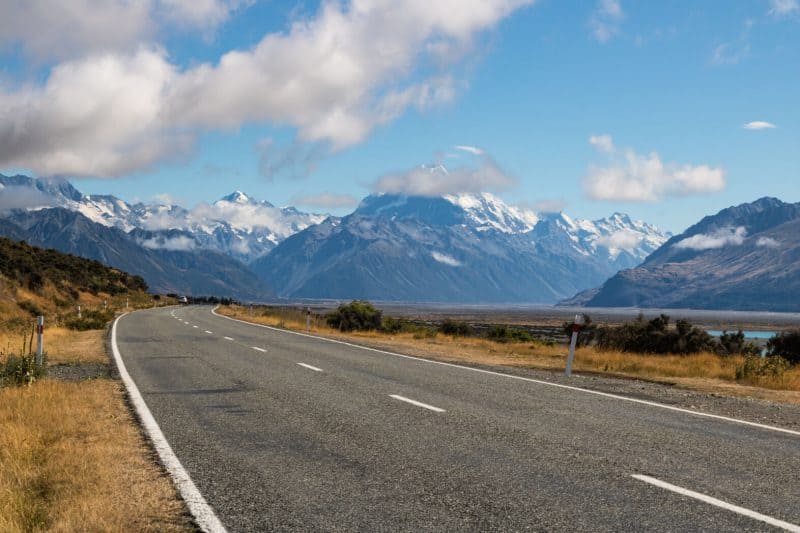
[0,173,672,303]
[571,197,800,312]
[252,193,668,302]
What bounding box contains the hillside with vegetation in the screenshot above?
[0,236,151,329]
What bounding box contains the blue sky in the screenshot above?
[0,0,797,234]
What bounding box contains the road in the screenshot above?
[114,306,800,532]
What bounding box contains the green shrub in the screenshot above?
[17,300,43,318]
[64,309,115,331]
[487,325,534,343]
[717,330,761,357]
[735,355,790,381]
[1,328,46,386]
[326,300,383,332]
[766,330,800,365]
[1,352,46,386]
[412,327,438,340]
[595,314,714,354]
[439,319,473,337]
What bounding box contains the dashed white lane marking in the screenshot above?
[297,362,323,372]
[389,394,445,413]
[223,336,234,341]
[252,347,267,353]
[632,475,800,532]
[193,325,199,329]
[111,315,227,533]
[211,308,800,438]
[205,330,213,334]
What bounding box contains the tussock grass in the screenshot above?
[0,379,190,532]
[220,305,800,398]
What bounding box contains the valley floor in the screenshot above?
[0,327,192,532]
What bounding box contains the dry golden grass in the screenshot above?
[220,305,800,403]
[0,379,191,532]
[0,300,191,531]
[0,327,107,366]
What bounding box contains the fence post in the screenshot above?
[36,316,44,366]
[565,314,584,377]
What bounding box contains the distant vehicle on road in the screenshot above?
[179,296,189,304]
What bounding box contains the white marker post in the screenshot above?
[77,305,81,318]
[126,297,129,310]
[306,307,311,332]
[35,316,44,366]
[565,314,584,377]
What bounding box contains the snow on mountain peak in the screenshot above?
[443,192,539,233]
[219,190,253,204]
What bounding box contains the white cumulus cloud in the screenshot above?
[596,229,643,251]
[584,134,726,202]
[674,226,747,251]
[455,145,484,155]
[0,186,53,211]
[0,0,533,178]
[139,235,197,251]
[756,236,781,248]
[589,0,624,43]
[743,121,777,130]
[769,0,799,16]
[431,251,462,266]
[373,154,516,196]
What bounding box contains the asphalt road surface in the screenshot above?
[115,306,800,532]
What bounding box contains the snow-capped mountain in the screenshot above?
[1,173,670,303]
[0,174,328,263]
[251,193,670,303]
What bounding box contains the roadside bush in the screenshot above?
[64,309,115,331]
[766,330,800,365]
[595,314,714,354]
[412,327,438,340]
[439,319,473,337]
[1,352,46,386]
[17,300,43,318]
[1,328,46,386]
[326,300,382,332]
[735,355,790,381]
[487,325,534,343]
[717,330,761,357]
[380,316,414,334]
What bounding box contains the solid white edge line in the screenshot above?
[297,362,323,372]
[111,313,227,533]
[632,474,800,532]
[252,346,267,352]
[211,306,800,438]
[390,394,446,412]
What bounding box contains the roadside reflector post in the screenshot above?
[126,297,129,310]
[77,305,81,318]
[36,316,44,366]
[306,307,311,332]
[103,299,107,310]
[565,314,584,377]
